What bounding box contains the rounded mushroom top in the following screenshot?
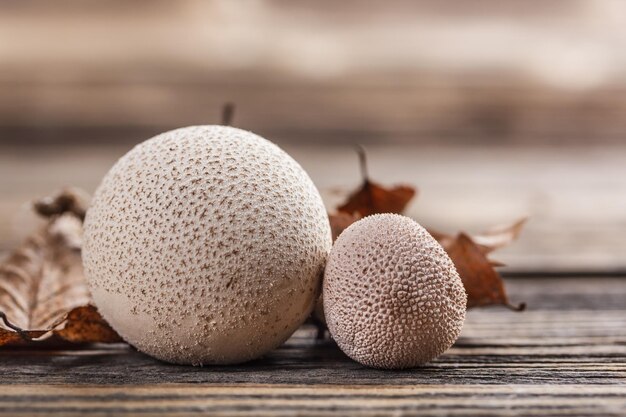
[323,213,466,369]
[83,125,332,365]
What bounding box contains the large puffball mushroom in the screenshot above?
[323,214,466,369]
[83,126,332,365]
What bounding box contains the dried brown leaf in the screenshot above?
[431,221,527,311]
[336,146,416,217]
[471,217,528,254]
[53,305,121,344]
[0,190,121,346]
[33,188,89,221]
[328,212,362,241]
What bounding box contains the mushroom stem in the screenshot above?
[221,102,235,126]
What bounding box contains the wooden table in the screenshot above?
[1,277,624,416]
[3,144,626,272]
[1,144,625,415]
[2,3,626,413]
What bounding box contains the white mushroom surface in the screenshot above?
[83,125,332,365]
[323,214,466,369]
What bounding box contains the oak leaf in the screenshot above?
[0,190,121,347]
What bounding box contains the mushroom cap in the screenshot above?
[83,126,332,365]
[323,214,466,369]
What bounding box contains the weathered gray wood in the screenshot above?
[0,384,624,417]
[0,277,624,416]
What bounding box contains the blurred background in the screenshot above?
[1,0,625,273]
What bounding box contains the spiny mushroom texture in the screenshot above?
[83,126,332,365]
[323,214,466,369]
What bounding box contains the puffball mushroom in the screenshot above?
[83,125,332,365]
[323,214,466,369]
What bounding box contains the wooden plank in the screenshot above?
[0,384,625,417]
[1,320,624,386]
[0,277,624,415]
[2,145,626,273]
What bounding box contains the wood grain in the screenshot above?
[0,384,624,417]
[2,145,626,273]
[0,278,624,416]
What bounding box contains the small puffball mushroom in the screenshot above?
[323,214,466,369]
[83,126,332,365]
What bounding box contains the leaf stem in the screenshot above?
[506,301,527,312]
[0,312,31,341]
[355,145,370,183]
